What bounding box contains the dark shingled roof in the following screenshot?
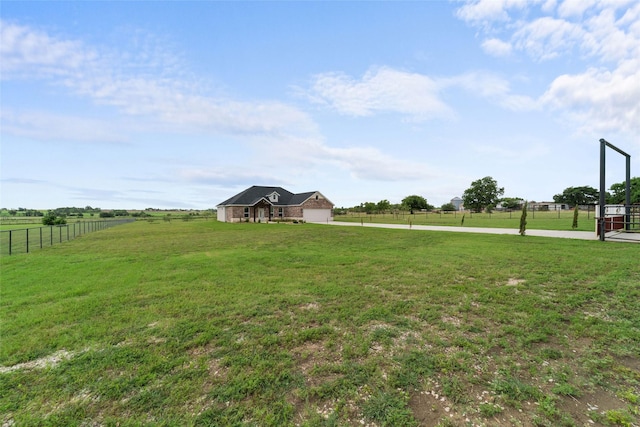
[218,186,318,207]
[289,191,316,205]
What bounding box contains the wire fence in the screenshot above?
[0,219,135,256]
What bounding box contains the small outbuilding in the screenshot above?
[529,202,569,211]
[217,186,334,223]
[450,197,464,211]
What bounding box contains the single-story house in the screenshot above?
[217,186,334,223]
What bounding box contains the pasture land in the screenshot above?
[337,209,597,232]
[1,220,639,426]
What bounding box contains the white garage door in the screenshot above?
[217,206,226,222]
[303,209,332,222]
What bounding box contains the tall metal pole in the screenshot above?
[626,154,631,231]
[600,138,632,239]
[599,139,606,241]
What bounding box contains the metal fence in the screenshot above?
[598,204,640,242]
[0,219,135,256]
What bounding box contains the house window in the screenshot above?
[278,207,283,217]
[270,207,274,216]
[244,207,249,218]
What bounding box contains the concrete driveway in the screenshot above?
[319,220,601,241]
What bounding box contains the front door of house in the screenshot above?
[258,208,265,222]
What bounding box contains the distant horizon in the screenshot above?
[1,198,625,213]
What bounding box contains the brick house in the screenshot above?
[216,186,334,223]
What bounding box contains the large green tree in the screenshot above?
[462,176,504,213]
[607,177,640,204]
[553,186,598,206]
[500,197,524,210]
[377,199,391,213]
[402,195,431,213]
[362,202,377,214]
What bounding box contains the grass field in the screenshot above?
[1,220,639,426]
[335,210,598,232]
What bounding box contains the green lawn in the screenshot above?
[336,209,598,231]
[1,221,638,426]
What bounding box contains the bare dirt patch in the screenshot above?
[616,355,640,373]
[409,390,450,426]
[291,341,338,387]
[0,349,79,373]
[441,316,461,327]
[558,389,631,426]
[299,302,320,311]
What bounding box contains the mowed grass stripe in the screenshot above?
[336,209,598,231]
[1,220,638,426]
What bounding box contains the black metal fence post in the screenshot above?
[2,219,134,255]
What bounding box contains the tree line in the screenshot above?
[338,176,640,215]
[343,196,435,215]
[1,206,104,217]
[553,177,640,206]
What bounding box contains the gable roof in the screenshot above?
[289,191,317,205]
[217,186,328,207]
[217,186,290,206]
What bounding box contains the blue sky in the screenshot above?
[1,0,639,209]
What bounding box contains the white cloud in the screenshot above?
[0,19,317,141]
[306,67,453,121]
[583,3,640,62]
[0,20,444,187]
[456,0,639,63]
[178,168,288,187]
[1,178,46,184]
[306,65,538,119]
[454,0,640,138]
[540,60,640,135]
[455,0,536,25]
[322,145,435,181]
[0,109,128,143]
[0,21,95,78]
[481,38,513,56]
[248,131,438,183]
[443,71,537,110]
[557,0,598,17]
[512,17,587,60]
[541,0,558,14]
